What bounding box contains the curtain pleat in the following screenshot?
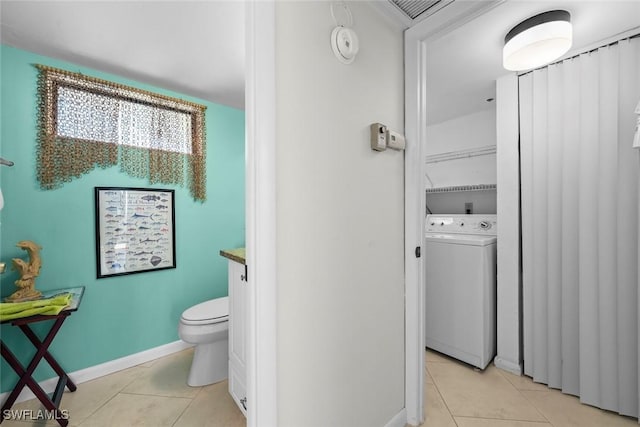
[521,37,640,418]
[546,63,563,390]
[616,38,640,418]
[561,56,580,397]
[521,71,535,379]
[577,49,601,409]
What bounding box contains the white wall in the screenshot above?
[495,74,522,375]
[425,108,496,187]
[426,108,496,154]
[275,2,405,426]
[426,189,496,215]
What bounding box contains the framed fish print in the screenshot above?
[95,187,176,278]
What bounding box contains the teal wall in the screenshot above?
[0,45,245,393]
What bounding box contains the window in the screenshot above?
[36,65,207,201]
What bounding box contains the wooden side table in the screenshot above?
[0,287,84,427]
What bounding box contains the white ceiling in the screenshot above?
[0,1,245,110]
[1,1,638,121]
[425,0,640,125]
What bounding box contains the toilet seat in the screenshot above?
[181,297,229,326]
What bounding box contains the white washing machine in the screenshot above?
[424,214,497,369]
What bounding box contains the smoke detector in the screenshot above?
[331,27,359,64]
[330,2,359,64]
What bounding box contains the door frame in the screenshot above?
[403,22,426,426]
[403,2,506,424]
[245,2,277,426]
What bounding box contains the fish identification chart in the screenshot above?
[95,187,176,278]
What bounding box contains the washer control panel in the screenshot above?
[426,214,497,235]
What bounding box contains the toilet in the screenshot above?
[178,296,229,387]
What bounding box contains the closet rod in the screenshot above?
[425,184,496,194]
[425,145,496,164]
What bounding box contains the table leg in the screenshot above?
[0,341,68,426]
[0,316,70,426]
[19,324,77,392]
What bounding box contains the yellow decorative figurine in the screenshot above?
[5,240,43,302]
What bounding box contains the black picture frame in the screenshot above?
[95,187,176,278]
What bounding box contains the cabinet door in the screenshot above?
[228,260,246,369]
[228,259,247,415]
[229,362,247,416]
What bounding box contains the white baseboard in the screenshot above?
[385,408,407,427]
[1,340,193,405]
[494,355,523,376]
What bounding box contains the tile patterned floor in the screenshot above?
[3,348,638,426]
[2,348,245,427]
[421,349,638,427]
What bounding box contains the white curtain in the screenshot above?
[520,36,640,418]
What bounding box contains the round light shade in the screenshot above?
[503,10,572,71]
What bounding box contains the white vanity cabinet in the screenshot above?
[227,258,247,416]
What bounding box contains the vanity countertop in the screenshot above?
[220,247,246,265]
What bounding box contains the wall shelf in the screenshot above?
[425,184,496,194]
[425,145,496,164]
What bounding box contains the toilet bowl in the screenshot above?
[178,296,229,387]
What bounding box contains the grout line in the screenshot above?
[492,367,551,425]
[512,384,552,425]
[453,414,551,424]
[24,365,150,426]
[171,389,202,427]
[73,352,194,425]
[428,354,553,426]
[171,396,197,427]
[118,391,197,400]
[191,382,207,400]
[425,357,460,427]
[435,384,460,427]
[79,389,125,425]
[485,365,551,424]
[18,350,200,426]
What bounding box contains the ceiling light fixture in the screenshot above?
[503,10,572,71]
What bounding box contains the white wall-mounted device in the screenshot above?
[330,2,359,65]
[370,123,387,151]
[386,129,406,150]
[331,27,359,64]
[370,123,406,152]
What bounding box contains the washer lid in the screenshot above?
[181,297,229,323]
[425,233,497,246]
